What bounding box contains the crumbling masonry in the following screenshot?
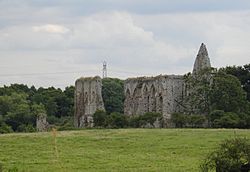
[74,76,105,127]
[124,75,184,120]
[124,43,211,122]
[74,43,211,127]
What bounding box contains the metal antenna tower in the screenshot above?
[102,61,107,78]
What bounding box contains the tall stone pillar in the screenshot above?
[74,76,105,128]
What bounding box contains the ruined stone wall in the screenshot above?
[124,75,185,120]
[74,43,211,128]
[74,76,105,128]
[124,43,211,123]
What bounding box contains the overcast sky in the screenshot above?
[1,0,250,88]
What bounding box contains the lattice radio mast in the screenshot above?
[102,61,107,78]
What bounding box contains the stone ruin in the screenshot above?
[36,113,49,132]
[74,76,105,128]
[192,43,211,75]
[74,43,211,128]
[124,43,211,126]
[124,75,184,127]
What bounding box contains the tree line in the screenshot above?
[0,85,75,133]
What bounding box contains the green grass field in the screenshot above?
[0,129,250,172]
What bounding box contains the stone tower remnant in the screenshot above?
[192,43,211,75]
[74,76,105,128]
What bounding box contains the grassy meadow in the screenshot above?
[0,129,250,172]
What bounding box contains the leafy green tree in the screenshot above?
[30,103,46,116]
[0,84,76,131]
[54,86,75,117]
[63,86,75,116]
[183,68,214,115]
[0,116,13,134]
[64,86,75,98]
[201,138,250,172]
[32,87,62,117]
[0,93,36,131]
[55,94,70,117]
[184,68,248,114]
[0,95,13,116]
[220,64,250,101]
[210,72,248,113]
[30,86,74,118]
[45,98,58,117]
[102,78,124,114]
[183,68,249,128]
[5,104,33,131]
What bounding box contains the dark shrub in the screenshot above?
[105,112,127,128]
[140,112,161,125]
[171,113,187,128]
[0,122,13,134]
[209,110,242,128]
[214,112,240,128]
[200,138,250,172]
[128,115,140,128]
[93,110,107,127]
[209,110,225,126]
[128,112,161,128]
[17,124,36,132]
[188,114,206,128]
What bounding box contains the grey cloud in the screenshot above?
[1,0,250,17]
[0,1,250,88]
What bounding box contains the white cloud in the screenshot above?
[133,10,250,67]
[32,24,70,34]
[68,12,155,48]
[1,9,250,88]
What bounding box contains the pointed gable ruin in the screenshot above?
[192,43,211,75]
